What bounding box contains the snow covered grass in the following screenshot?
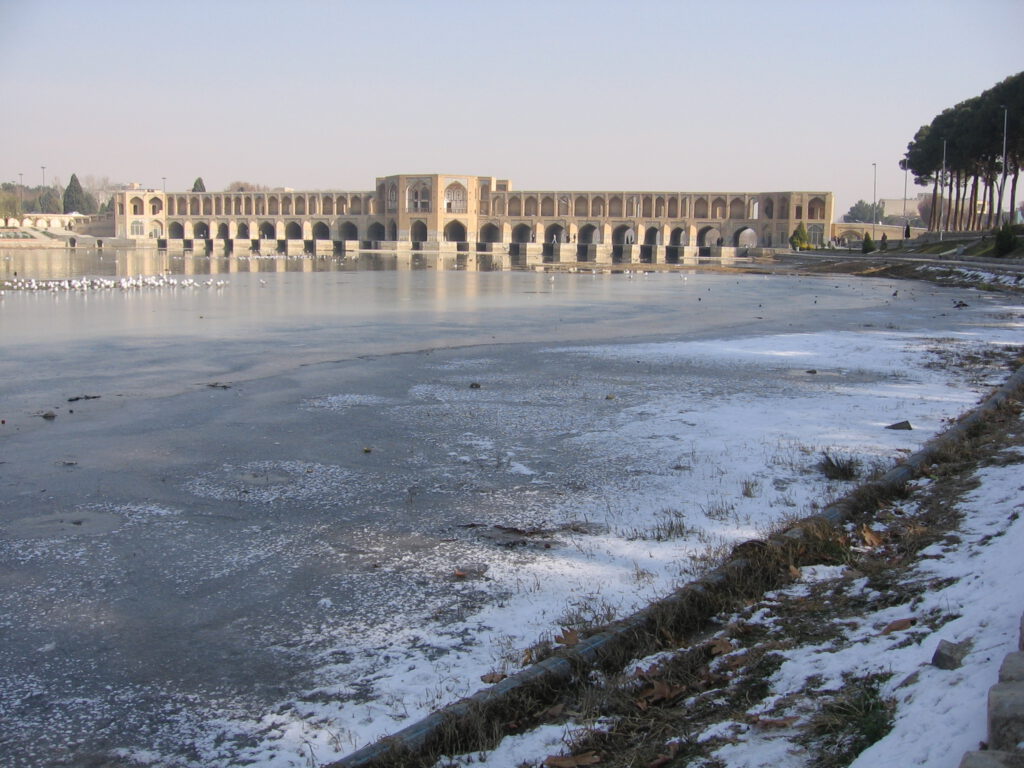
[433,419,1024,768]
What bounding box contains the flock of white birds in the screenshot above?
[1,275,229,294]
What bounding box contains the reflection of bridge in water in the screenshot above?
[113,172,834,266]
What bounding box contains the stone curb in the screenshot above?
[960,616,1024,766]
[331,364,1024,768]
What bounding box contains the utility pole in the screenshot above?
[18,172,23,214]
[939,140,946,242]
[872,163,877,242]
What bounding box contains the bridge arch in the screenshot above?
[149,221,163,238]
[443,220,467,242]
[733,227,757,247]
[524,196,538,217]
[729,197,746,219]
[410,220,427,242]
[608,196,623,217]
[511,223,532,243]
[479,223,501,243]
[340,221,358,240]
[444,183,467,214]
[644,226,660,245]
[808,197,826,220]
[507,196,522,216]
[169,222,184,239]
[544,223,565,243]
[312,221,330,240]
[216,223,229,239]
[578,224,599,244]
[762,197,774,219]
[367,221,385,241]
[259,221,276,239]
[541,196,555,216]
[697,226,721,246]
[237,222,250,239]
[612,224,636,244]
[670,226,686,246]
[574,196,589,217]
[591,196,605,216]
[193,221,210,239]
[285,221,303,240]
[694,197,709,218]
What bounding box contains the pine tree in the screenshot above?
[62,174,85,213]
[789,222,809,250]
[192,177,206,193]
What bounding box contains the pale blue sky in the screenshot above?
[1,0,1021,217]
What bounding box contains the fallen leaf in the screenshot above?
[544,750,601,767]
[555,628,579,646]
[861,524,884,548]
[453,569,468,579]
[754,715,800,729]
[480,671,506,684]
[788,563,802,579]
[881,617,916,634]
[541,702,565,720]
[646,743,679,768]
[709,636,735,655]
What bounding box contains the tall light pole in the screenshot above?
[871,162,877,242]
[939,139,947,242]
[41,166,46,187]
[162,176,166,193]
[18,172,23,214]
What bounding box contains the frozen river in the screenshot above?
[1,250,1021,766]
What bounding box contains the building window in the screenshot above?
[130,221,145,236]
[444,183,467,214]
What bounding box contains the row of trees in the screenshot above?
[0,173,106,217]
[902,71,1023,232]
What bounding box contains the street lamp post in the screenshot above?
[871,163,877,242]
[41,166,46,187]
[939,139,947,242]
[18,172,23,214]
[162,177,166,193]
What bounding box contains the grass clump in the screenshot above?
[818,451,861,481]
[803,673,895,767]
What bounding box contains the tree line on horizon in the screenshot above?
[902,71,1023,232]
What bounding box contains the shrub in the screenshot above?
[994,222,1018,257]
[862,233,876,253]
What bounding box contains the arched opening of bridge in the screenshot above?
[697,226,721,247]
[169,222,184,239]
[367,222,385,241]
[216,223,229,239]
[670,227,686,245]
[267,198,279,216]
[193,222,210,239]
[388,221,397,241]
[340,222,358,240]
[762,198,774,219]
[507,197,522,216]
[479,223,501,243]
[350,197,363,215]
[644,227,659,245]
[733,227,756,247]
[286,222,302,240]
[312,222,330,240]
[295,197,305,215]
[148,222,163,239]
[544,223,565,243]
[237,223,250,239]
[694,198,709,218]
[444,220,466,242]
[612,224,635,244]
[729,198,746,219]
[511,224,532,243]
[260,222,277,240]
[524,197,538,216]
[575,196,589,216]
[578,224,598,244]
[410,221,427,243]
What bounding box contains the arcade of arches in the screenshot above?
[114,173,834,254]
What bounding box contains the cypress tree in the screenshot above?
[192,177,206,193]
